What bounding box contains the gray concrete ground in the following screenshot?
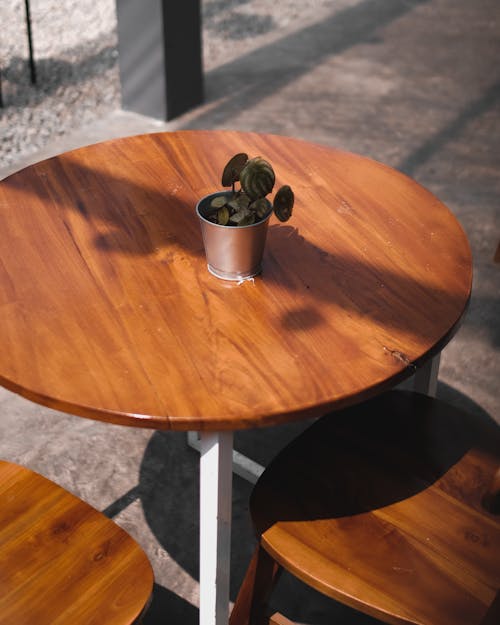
[1,0,499,623]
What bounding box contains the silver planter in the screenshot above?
[196,191,271,281]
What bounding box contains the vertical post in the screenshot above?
[24,0,36,84]
[199,431,234,625]
[115,0,203,120]
[413,353,441,396]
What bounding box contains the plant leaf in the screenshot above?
[273,185,294,222]
[210,195,228,209]
[237,192,251,209]
[221,153,248,187]
[229,208,253,226]
[239,157,275,199]
[217,206,230,225]
[250,198,272,219]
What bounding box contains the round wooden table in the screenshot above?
[0,131,472,625]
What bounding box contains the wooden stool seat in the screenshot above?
[232,391,500,625]
[0,460,153,624]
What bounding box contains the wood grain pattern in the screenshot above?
[247,391,500,625]
[268,613,295,625]
[0,131,472,430]
[0,460,153,625]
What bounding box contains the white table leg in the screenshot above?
[189,431,264,485]
[199,431,234,625]
[413,353,441,396]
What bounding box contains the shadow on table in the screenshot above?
[264,223,469,340]
[1,140,471,347]
[134,383,496,625]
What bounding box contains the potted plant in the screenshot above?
[196,153,294,281]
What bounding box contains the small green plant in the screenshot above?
[205,153,294,226]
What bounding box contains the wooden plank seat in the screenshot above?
[230,391,500,625]
[0,460,153,624]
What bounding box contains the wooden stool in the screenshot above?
[0,460,153,624]
[231,391,500,625]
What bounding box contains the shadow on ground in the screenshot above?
[185,0,431,130]
[143,583,198,625]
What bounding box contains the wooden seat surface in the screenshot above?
[250,391,500,625]
[0,460,153,625]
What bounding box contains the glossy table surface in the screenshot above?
[0,130,472,431]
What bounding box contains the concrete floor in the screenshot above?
[1,0,499,623]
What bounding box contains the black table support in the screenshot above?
[115,0,204,121]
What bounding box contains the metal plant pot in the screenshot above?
[196,191,271,281]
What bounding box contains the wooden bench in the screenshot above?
[231,391,500,625]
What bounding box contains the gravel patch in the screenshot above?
[0,0,339,168]
[1,0,119,166]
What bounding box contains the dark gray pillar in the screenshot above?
[115,0,203,121]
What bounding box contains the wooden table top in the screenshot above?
[0,131,472,430]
